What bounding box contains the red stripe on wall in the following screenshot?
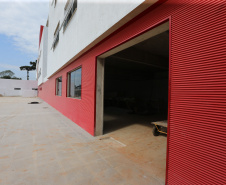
[39,25,44,48]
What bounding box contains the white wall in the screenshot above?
[0,79,38,97]
[38,26,48,85]
[42,0,144,80]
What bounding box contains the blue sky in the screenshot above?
[0,0,49,80]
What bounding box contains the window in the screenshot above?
[46,18,49,27]
[53,22,60,49]
[14,88,21,90]
[51,0,57,7]
[56,77,62,96]
[32,88,38,90]
[63,0,77,31]
[67,67,81,99]
[64,0,70,10]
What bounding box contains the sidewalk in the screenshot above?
[0,97,165,185]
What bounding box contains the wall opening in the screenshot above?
[96,21,169,184]
[14,88,21,90]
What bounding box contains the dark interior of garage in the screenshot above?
[103,30,169,134]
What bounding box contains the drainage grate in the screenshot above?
[28,102,40,104]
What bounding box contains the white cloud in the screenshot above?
[0,0,49,56]
[0,63,20,71]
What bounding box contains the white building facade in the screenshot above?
[37,0,147,85]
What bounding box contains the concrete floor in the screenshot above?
[0,97,166,185]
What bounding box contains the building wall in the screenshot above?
[38,26,48,86]
[39,0,226,184]
[45,0,145,79]
[0,79,38,97]
[42,27,48,82]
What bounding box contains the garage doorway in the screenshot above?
[95,21,169,183]
[95,21,169,136]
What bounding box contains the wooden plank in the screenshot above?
[152,120,167,127]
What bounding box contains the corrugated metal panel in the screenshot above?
[38,0,226,183]
[168,0,226,184]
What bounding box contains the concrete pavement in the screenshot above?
[0,97,165,185]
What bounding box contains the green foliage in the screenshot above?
[20,65,32,71]
[19,60,37,80]
[11,77,22,80]
[20,60,37,71]
[0,70,14,78]
[1,75,11,79]
[0,70,21,80]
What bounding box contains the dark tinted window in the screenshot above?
[63,0,77,30]
[56,77,62,96]
[68,67,81,99]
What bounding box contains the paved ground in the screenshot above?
[0,97,166,185]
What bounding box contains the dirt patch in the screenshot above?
[0,156,9,159]
[33,149,45,152]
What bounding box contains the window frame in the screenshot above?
[67,66,82,99]
[56,76,62,96]
[14,88,21,90]
[63,0,77,32]
[52,21,60,50]
[64,0,70,10]
[54,0,57,7]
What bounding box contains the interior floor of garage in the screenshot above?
[103,110,167,184]
[104,107,166,134]
[102,30,169,183]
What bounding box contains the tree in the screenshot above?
[0,70,21,80]
[20,60,37,80]
[0,70,14,78]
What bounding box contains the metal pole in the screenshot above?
[27,70,29,80]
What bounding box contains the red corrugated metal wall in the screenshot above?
[168,1,226,184]
[167,0,226,184]
[39,0,226,183]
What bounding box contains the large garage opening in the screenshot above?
[104,30,168,134]
[95,21,169,184]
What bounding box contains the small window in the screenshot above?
[51,0,57,7]
[32,88,38,90]
[67,67,81,99]
[63,0,77,31]
[53,22,60,50]
[64,0,70,10]
[56,77,62,96]
[46,18,49,27]
[14,88,21,90]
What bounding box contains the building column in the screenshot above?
[95,57,105,136]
